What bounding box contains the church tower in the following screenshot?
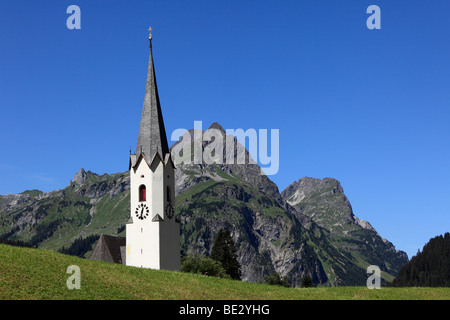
[126,29,180,271]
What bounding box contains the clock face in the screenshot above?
[135,203,150,220]
[165,203,174,219]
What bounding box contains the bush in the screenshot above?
[301,274,314,288]
[265,272,290,287]
[181,254,230,279]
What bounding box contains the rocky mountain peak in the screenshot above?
[73,168,87,185]
[171,122,280,201]
[282,177,343,207]
[208,122,226,135]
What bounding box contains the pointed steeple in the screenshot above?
[135,34,170,165]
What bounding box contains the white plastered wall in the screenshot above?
[126,154,180,271]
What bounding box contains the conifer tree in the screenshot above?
[301,274,314,288]
[211,228,242,280]
[392,232,450,287]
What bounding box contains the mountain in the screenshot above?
[391,232,450,287]
[170,123,328,285]
[0,122,408,286]
[0,170,130,251]
[282,177,408,285]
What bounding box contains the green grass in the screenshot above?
[1,244,449,300]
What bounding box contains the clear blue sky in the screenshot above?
[1,1,449,259]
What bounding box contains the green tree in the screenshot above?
[392,232,450,287]
[301,274,314,288]
[181,254,230,278]
[211,228,242,280]
[265,272,290,287]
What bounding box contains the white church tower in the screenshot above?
[126,29,180,271]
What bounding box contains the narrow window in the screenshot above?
[139,185,146,202]
[166,186,171,203]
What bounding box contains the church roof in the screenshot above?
[89,234,126,264]
[135,39,170,166]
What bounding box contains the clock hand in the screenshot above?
[140,207,144,218]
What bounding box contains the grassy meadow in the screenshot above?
[0,244,449,300]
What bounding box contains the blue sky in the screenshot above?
[1,1,449,259]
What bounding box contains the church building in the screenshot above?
[90,29,180,271]
[125,29,181,271]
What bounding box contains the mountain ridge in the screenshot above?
[0,122,408,286]
[281,176,407,260]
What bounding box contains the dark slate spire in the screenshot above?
[135,36,170,164]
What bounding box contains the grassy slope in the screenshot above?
[1,244,449,300]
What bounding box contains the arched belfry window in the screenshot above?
[139,185,146,202]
